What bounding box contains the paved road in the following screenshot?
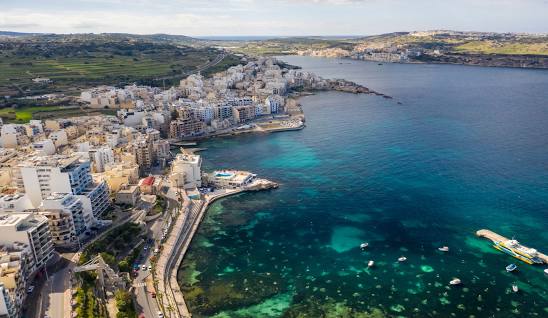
[36,207,134,318]
[43,264,70,318]
[134,192,177,317]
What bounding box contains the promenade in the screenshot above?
[155,179,277,317]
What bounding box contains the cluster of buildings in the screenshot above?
[0,57,307,317]
[78,57,324,140]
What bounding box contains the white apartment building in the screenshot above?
[31,139,56,156]
[0,194,33,213]
[0,244,34,318]
[170,153,202,189]
[266,95,284,114]
[14,155,110,218]
[16,155,92,208]
[79,181,110,218]
[0,125,29,149]
[89,147,114,173]
[0,213,54,270]
[40,193,90,239]
[48,130,68,147]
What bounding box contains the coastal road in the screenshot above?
[134,263,159,318]
[134,191,178,317]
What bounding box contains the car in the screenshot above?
[154,248,159,254]
[142,265,147,271]
[151,292,156,298]
[148,265,152,270]
[27,285,35,293]
[158,311,164,318]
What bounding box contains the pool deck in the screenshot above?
[476,229,548,264]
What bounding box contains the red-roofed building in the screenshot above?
[139,176,155,194]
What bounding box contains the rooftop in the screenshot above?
[141,176,155,186]
[18,154,83,170]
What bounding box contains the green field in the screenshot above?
[453,41,548,55]
[0,105,117,123]
[0,39,225,96]
[0,105,62,121]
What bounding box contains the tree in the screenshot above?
[115,290,136,318]
[118,259,130,273]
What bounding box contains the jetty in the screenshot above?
[169,140,198,147]
[476,229,548,264]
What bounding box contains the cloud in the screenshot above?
[0,1,547,35]
[0,22,40,29]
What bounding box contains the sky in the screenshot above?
[0,0,547,36]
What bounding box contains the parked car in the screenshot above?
[27,285,35,293]
[142,265,147,271]
[158,311,164,318]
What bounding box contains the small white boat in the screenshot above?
[438,246,449,252]
[398,256,407,262]
[368,260,374,267]
[544,269,548,275]
[360,243,369,250]
[512,284,519,293]
[506,264,518,272]
[449,278,462,285]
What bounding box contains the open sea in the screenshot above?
[178,56,548,317]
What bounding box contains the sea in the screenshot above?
[178,56,548,317]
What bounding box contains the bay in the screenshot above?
[179,56,548,317]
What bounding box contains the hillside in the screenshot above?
[0,34,239,97]
[231,31,548,68]
[353,31,548,55]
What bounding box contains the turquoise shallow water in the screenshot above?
[179,57,548,317]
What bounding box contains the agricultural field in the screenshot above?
[0,105,61,121]
[0,105,116,123]
[0,37,225,96]
[453,40,548,55]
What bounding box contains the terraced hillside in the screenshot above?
[0,36,231,96]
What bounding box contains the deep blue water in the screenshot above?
[179,57,548,317]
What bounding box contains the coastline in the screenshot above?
[157,180,278,317]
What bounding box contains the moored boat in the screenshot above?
[449,278,462,285]
[544,269,548,275]
[493,239,543,265]
[360,243,369,250]
[438,246,449,252]
[512,284,519,293]
[506,264,517,272]
[398,256,407,262]
[368,260,374,267]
